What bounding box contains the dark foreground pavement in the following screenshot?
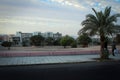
[0,61,120,80]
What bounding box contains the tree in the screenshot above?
[30,35,44,46]
[116,34,120,44]
[45,37,54,46]
[78,6,120,59]
[1,41,12,50]
[60,35,75,48]
[77,33,92,47]
[71,40,77,48]
[53,38,61,46]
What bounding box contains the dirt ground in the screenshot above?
[0,45,120,51]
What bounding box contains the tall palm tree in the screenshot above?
[78,7,120,59]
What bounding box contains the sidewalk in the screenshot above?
[0,54,120,66]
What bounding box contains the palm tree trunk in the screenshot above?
[100,41,104,58]
[100,35,109,59]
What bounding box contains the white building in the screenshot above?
[53,32,62,39]
[33,32,62,39]
[44,32,54,38]
[33,32,45,37]
[0,31,62,46]
[16,31,33,43]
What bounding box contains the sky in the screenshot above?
[0,0,120,37]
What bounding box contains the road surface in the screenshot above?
[0,61,120,80]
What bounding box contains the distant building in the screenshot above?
[12,36,20,45]
[0,31,62,46]
[16,31,33,46]
[0,35,8,41]
[44,32,54,38]
[33,32,41,36]
[53,32,62,39]
[33,32,45,37]
[0,35,5,42]
[8,34,15,42]
[0,34,15,45]
[0,34,11,42]
[33,32,62,39]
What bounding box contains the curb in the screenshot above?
[0,60,97,67]
[0,59,120,67]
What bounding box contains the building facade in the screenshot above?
[53,32,62,39]
[0,34,9,42]
[0,31,62,46]
[33,32,62,39]
[16,32,33,46]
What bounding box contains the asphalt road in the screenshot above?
[0,61,120,80]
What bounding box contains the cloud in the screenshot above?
[83,0,120,13]
[50,0,86,10]
[0,0,120,12]
[0,16,80,35]
[0,0,120,35]
[0,16,80,26]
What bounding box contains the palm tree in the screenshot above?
[78,7,120,59]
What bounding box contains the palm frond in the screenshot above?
[107,14,120,23]
[104,6,111,18]
[92,8,99,20]
[79,6,120,38]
